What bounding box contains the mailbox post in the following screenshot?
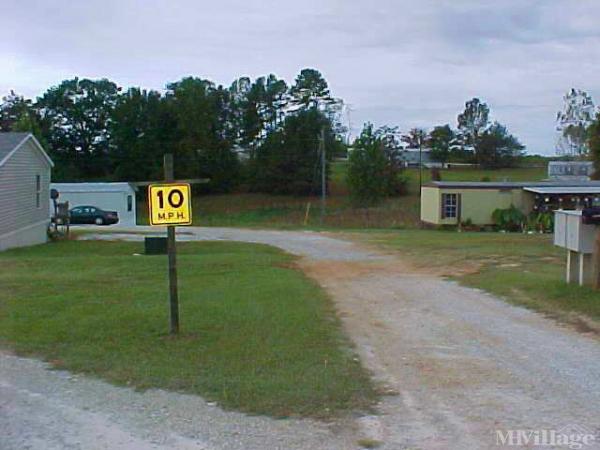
[554,209,600,287]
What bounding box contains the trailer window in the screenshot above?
[441,193,458,219]
[127,195,133,212]
[35,174,41,208]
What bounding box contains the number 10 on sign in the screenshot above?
[148,184,192,226]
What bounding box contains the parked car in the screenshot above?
[69,205,119,225]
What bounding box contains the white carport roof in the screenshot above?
[524,186,600,194]
[51,182,137,193]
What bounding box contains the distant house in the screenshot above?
[548,161,594,181]
[400,148,434,167]
[0,132,54,251]
[421,180,600,226]
[50,182,138,226]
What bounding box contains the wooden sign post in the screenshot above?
[147,154,193,334]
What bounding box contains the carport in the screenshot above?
[524,185,600,213]
[50,183,138,226]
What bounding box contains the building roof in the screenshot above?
[0,132,29,161]
[425,181,600,190]
[524,186,600,195]
[51,182,137,193]
[548,161,593,166]
[0,132,54,168]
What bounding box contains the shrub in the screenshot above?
[527,211,554,233]
[492,205,526,231]
[347,123,407,207]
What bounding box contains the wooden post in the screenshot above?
[593,230,600,290]
[304,202,311,226]
[418,141,423,197]
[566,250,578,284]
[164,154,180,334]
[579,253,593,287]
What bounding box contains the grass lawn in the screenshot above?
[136,164,546,230]
[350,230,600,330]
[0,240,376,418]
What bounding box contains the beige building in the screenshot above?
[421,181,600,226]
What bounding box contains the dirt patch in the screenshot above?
[569,314,600,335]
[297,256,482,281]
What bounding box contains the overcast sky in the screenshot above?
[2,0,600,154]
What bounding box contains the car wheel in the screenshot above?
[95,217,104,225]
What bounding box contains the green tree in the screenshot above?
[229,76,254,151]
[427,125,455,163]
[250,108,335,195]
[264,74,288,131]
[165,77,239,192]
[1,91,33,131]
[11,108,49,151]
[36,78,121,180]
[229,74,288,155]
[476,122,525,169]
[401,127,427,148]
[347,123,406,207]
[556,88,595,157]
[589,113,600,178]
[110,88,177,181]
[457,98,490,150]
[290,68,331,109]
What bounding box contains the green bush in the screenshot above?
[347,123,407,207]
[527,211,554,233]
[492,205,526,231]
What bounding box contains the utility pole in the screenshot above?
[418,136,423,197]
[320,128,326,225]
[164,154,180,334]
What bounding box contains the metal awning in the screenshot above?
[524,186,600,195]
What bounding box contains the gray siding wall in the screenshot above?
[0,139,51,248]
[0,221,48,251]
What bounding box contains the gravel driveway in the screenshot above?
[3,226,600,449]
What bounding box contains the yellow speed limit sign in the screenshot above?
[148,183,192,226]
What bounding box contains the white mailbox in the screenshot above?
[554,210,598,286]
[554,210,596,253]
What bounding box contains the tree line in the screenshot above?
[0,68,344,195]
[2,71,533,199]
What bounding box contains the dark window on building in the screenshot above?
[441,193,458,219]
[127,195,133,212]
[35,175,41,208]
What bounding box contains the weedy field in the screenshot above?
[137,164,547,229]
[0,240,375,418]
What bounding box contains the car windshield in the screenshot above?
[71,206,102,214]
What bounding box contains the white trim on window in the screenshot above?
[441,193,458,219]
